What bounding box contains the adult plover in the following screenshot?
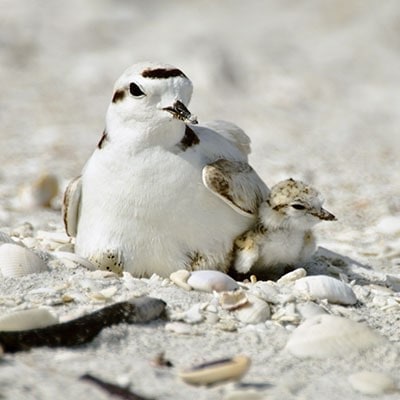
[63,62,269,277]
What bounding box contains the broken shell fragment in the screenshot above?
[219,290,248,310]
[0,308,58,331]
[170,269,192,291]
[235,295,270,324]
[0,243,48,278]
[187,270,239,292]
[179,355,251,385]
[295,275,357,305]
[277,268,307,285]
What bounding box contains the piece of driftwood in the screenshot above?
[0,297,166,353]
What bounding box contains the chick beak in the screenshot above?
[162,100,198,124]
[312,208,337,221]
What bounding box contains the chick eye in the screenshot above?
[129,82,145,97]
[291,204,306,210]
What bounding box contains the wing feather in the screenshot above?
[202,159,269,217]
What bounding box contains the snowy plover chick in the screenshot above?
[233,178,336,278]
[63,62,268,277]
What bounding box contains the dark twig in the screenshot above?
[80,374,155,400]
[0,297,166,353]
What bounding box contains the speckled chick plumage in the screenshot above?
[233,178,336,276]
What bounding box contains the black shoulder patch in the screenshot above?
[97,130,108,149]
[178,125,200,151]
[142,68,187,79]
[112,90,125,103]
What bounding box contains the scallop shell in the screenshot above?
[235,295,270,324]
[179,355,251,385]
[0,243,48,278]
[187,270,239,292]
[294,275,357,305]
[285,315,387,359]
[0,308,58,331]
[0,232,17,245]
[348,371,396,395]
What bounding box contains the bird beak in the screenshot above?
[312,208,337,221]
[162,100,198,124]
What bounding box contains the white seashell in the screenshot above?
[36,230,71,244]
[90,286,118,301]
[0,308,58,331]
[179,355,251,385]
[277,268,307,285]
[170,269,192,291]
[19,173,59,209]
[52,251,97,271]
[296,302,327,319]
[348,371,397,395]
[294,275,357,305]
[0,243,48,278]
[187,270,239,292]
[250,281,279,303]
[235,295,270,324]
[219,290,248,310]
[172,303,204,324]
[271,303,301,324]
[285,315,387,359]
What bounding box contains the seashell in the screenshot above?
[285,315,387,359]
[90,286,118,301]
[179,355,251,385]
[36,230,71,244]
[19,173,59,209]
[187,270,239,292]
[277,268,307,285]
[0,231,16,245]
[296,302,327,319]
[182,303,204,324]
[294,275,357,305]
[235,295,270,324]
[271,303,301,324]
[11,222,34,238]
[0,243,48,278]
[0,308,58,331]
[170,269,192,291]
[250,281,279,303]
[348,371,397,395]
[219,290,248,310]
[52,251,97,271]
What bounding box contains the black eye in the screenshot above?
[291,204,306,210]
[129,82,145,97]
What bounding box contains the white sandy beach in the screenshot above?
[1,1,400,399]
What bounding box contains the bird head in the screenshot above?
[261,178,336,230]
[106,62,197,141]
